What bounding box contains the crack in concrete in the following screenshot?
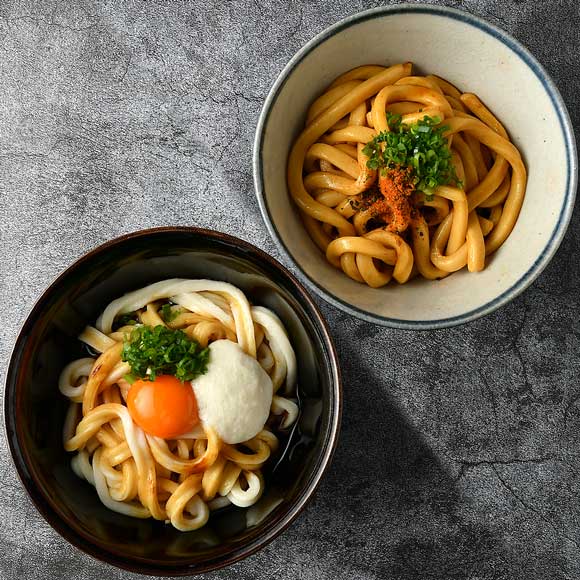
[491,464,580,552]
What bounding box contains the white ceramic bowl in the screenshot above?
[253,4,577,329]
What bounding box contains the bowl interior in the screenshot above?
[257,7,573,327]
[5,229,338,574]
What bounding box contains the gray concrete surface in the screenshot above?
[1,0,579,578]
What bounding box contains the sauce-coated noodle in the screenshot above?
[287,63,527,287]
[60,279,299,531]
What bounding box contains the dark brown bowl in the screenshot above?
[4,227,341,576]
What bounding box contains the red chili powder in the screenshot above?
[371,166,415,233]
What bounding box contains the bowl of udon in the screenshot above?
[4,227,341,575]
[254,4,577,329]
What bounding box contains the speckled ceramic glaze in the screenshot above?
[254,4,577,329]
[4,227,341,576]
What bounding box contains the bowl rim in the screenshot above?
[4,226,343,576]
[253,2,578,330]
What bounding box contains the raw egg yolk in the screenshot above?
[127,375,199,438]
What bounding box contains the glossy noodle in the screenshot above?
[60,279,299,531]
[287,63,527,287]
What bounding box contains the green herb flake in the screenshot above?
[113,312,138,331]
[121,325,209,383]
[362,114,462,196]
[160,303,179,323]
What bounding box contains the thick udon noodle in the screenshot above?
[59,279,299,531]
[287,63,527,287]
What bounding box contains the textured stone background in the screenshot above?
[0,0,579,578]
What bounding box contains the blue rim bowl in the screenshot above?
[253,4,577,329]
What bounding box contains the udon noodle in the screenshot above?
[287,62,527,287]
[60,279,299,531]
